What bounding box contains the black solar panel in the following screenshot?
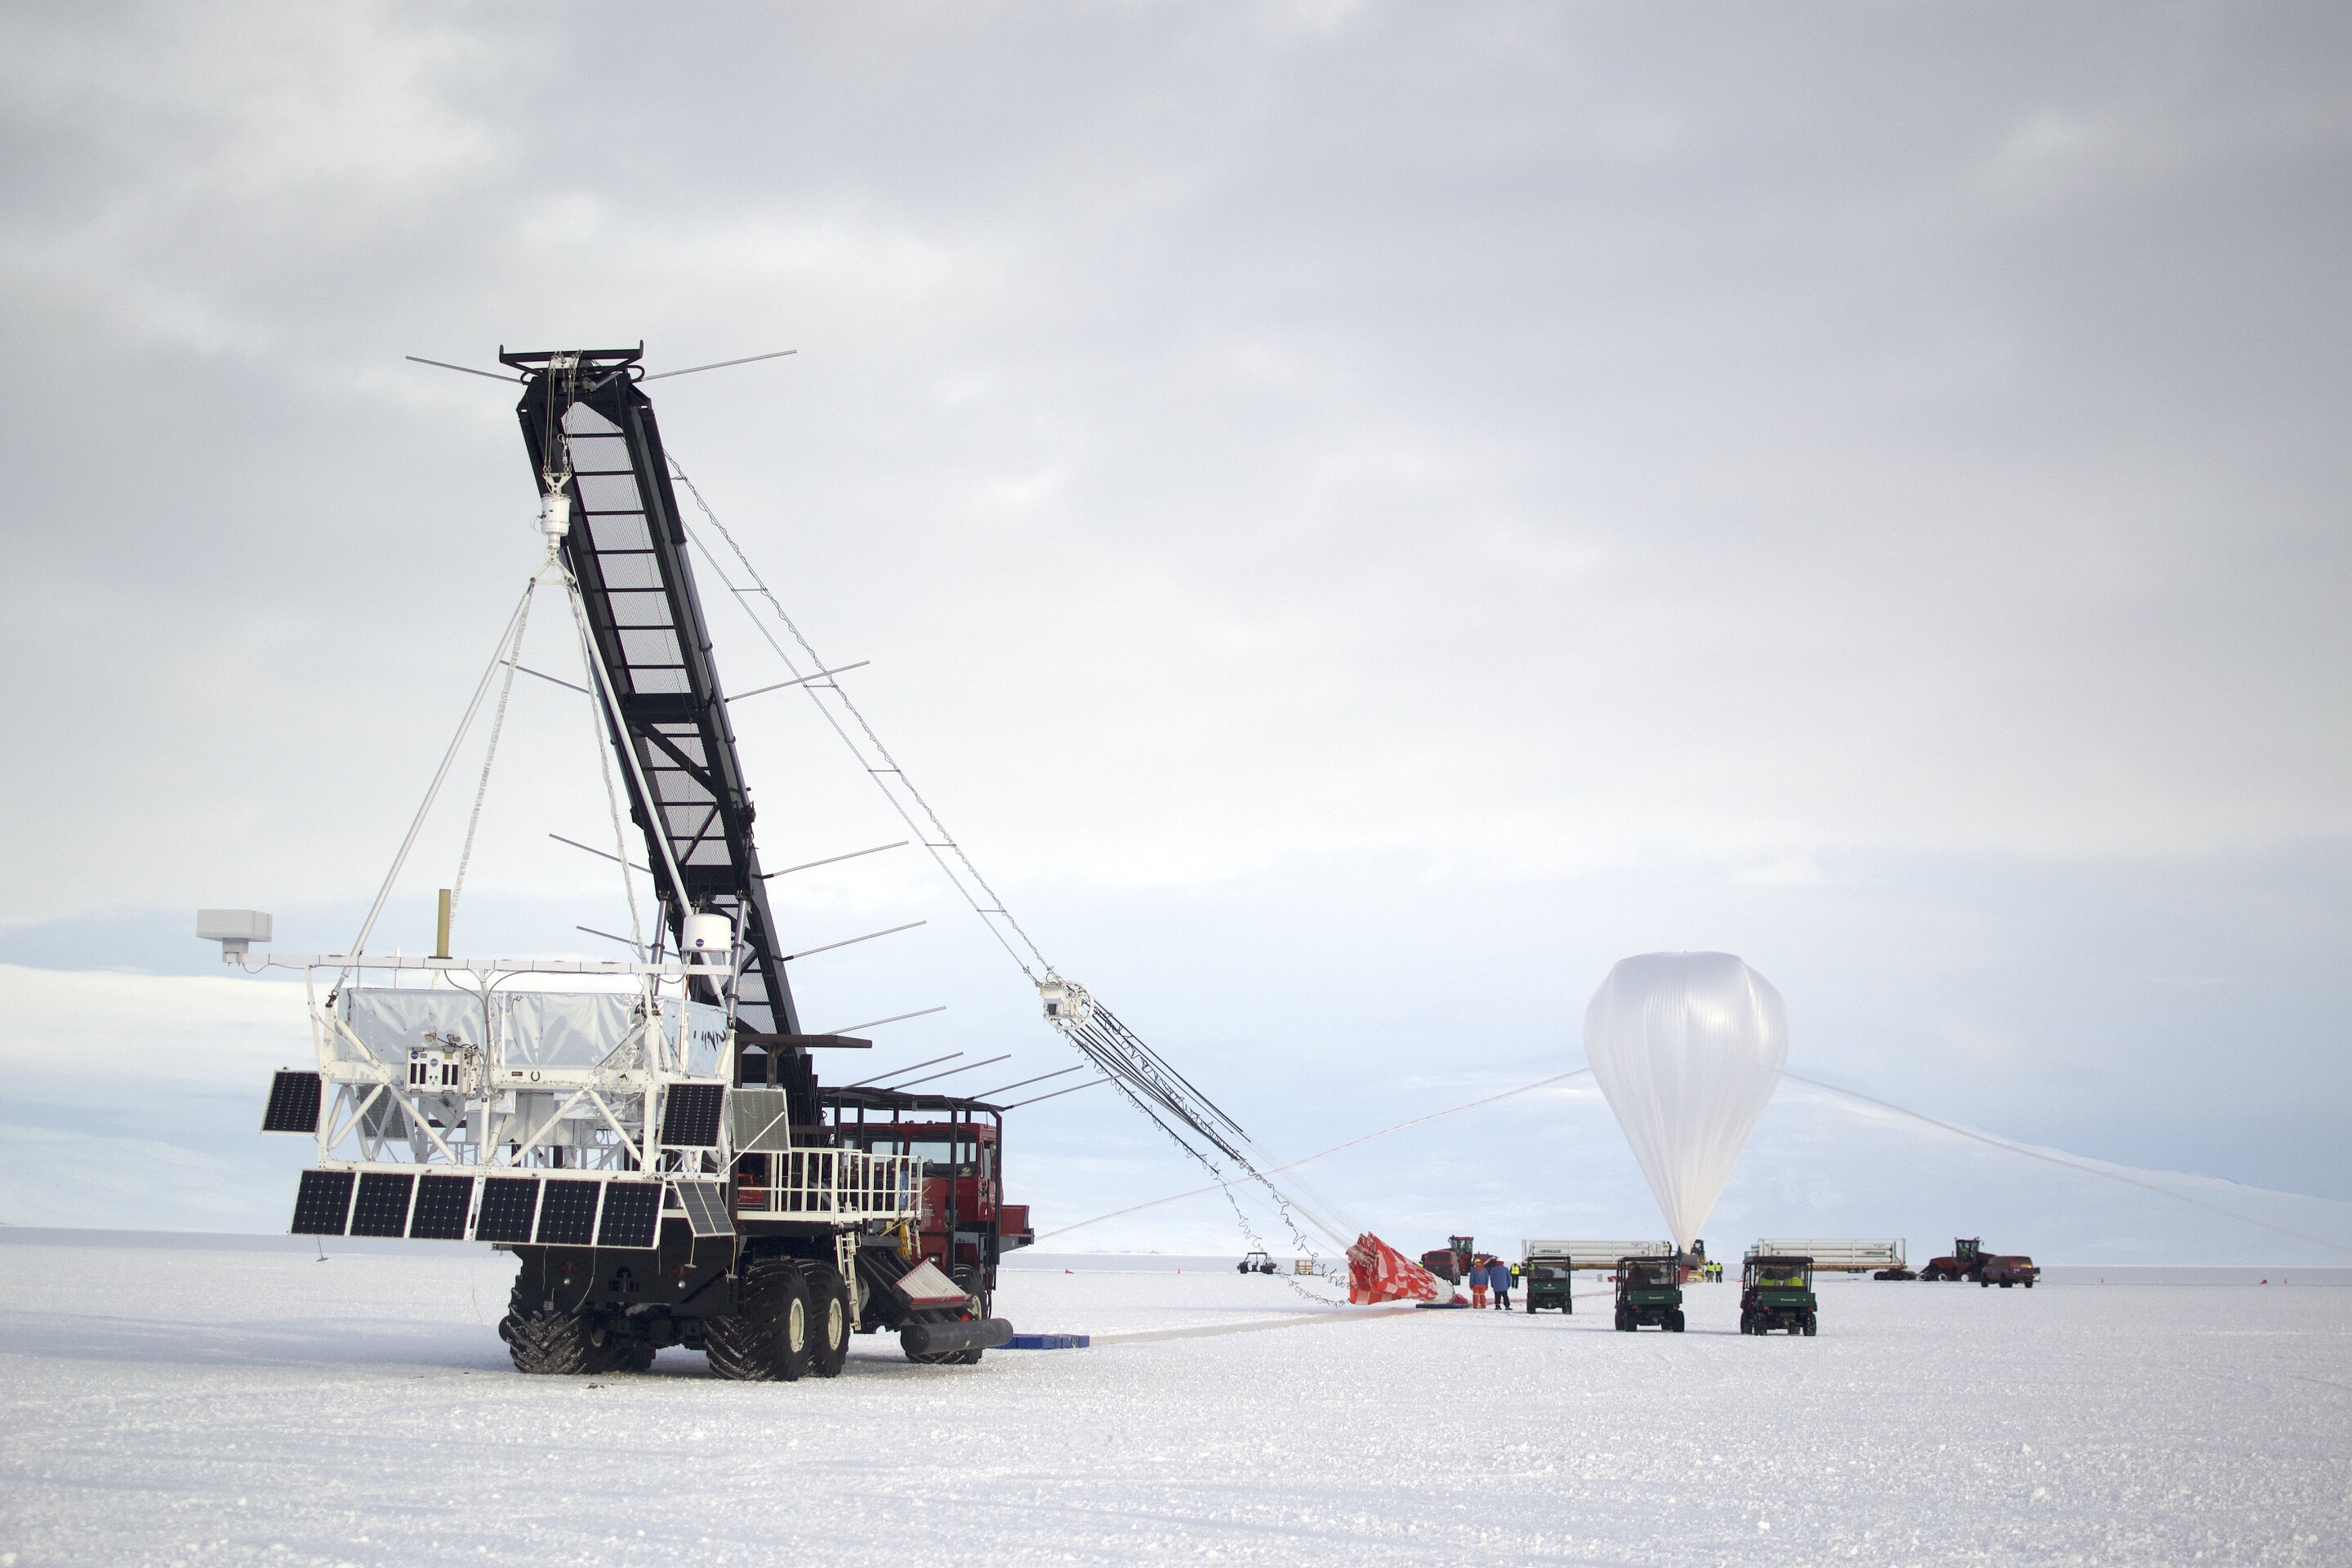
[475,1176,541,1242]
[408,1174,475,1240]
[261,1071,322,1134]
[660,1083,727,1147]
[350,1172,416,1237]
[536,1178,601,1245]
[290,1169,354,1235]
[673,1178,733,1237]
[596,1182,663,1249]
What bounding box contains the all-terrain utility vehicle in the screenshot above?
[1740,1254,1818,1335]
[1613,1256,1685,1331]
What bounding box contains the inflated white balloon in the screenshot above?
[1584,952,1787,1252]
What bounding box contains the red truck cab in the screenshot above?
[822,1088,1035,1306]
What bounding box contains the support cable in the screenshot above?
[448,585,536,919]
[1783,1071,2352,1258]
[1039,1069,1594,1243]
[670,461,1048,980]
[573,604,645,950]
[346,581,537,966]
[666,456,1361,1254]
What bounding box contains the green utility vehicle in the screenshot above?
[1740,1254,1818,1336]
[1521,1257,1575,1314]
[1613,1256,1685,1332]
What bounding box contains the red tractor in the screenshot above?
[1918,1237,2038,1288]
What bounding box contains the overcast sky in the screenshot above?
[3,2,2346,1251]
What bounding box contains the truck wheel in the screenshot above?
[1668,1311,1686,1333]
[799,1261,853,1379]
[1980,1280,1990,1289]
[706,1254,813,1382]
[1802,1314,1817,1337]
[501,1276,617,1375]
[504,1309,614,1375]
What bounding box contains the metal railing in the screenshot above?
[733,1149,921,1223]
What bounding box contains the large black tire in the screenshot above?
[1803,1315,1817,1337]
[1668,1311,1686,1333]
[706,1254,813,1382]
[800,1261,853,1379]
[502,1276,617,1375]
[504,1309,619,1375]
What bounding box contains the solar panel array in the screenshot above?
[294,1170,676,1247]
[537,1179,601,1246]
[291,1169,354,1235]
[350,1172,416,1236]
[261,1070,322,1134]
[673,1179,734,1238]
[659,1083,728,1148]
[410,1174,474,1240]
[596,1182,664,1249]
[476,1176,541,1243]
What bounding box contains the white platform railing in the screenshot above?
[733,1149,922,1223]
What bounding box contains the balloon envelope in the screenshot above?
[1584,952,1787,1252]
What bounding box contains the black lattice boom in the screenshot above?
[506,349,814,1124]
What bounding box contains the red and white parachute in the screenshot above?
[1346,1233,1452,1305]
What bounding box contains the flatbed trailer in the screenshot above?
[1522,1239,1674,1272]
[1747,1238,1906,1274]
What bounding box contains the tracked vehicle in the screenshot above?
[229,346,1024,1379]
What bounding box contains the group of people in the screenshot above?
[1463,1254,1515,1309]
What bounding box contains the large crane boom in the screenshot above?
[502,345,813,1116]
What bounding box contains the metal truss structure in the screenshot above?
[264,951,923,1245]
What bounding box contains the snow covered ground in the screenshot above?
[2,1232,2345,1566]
